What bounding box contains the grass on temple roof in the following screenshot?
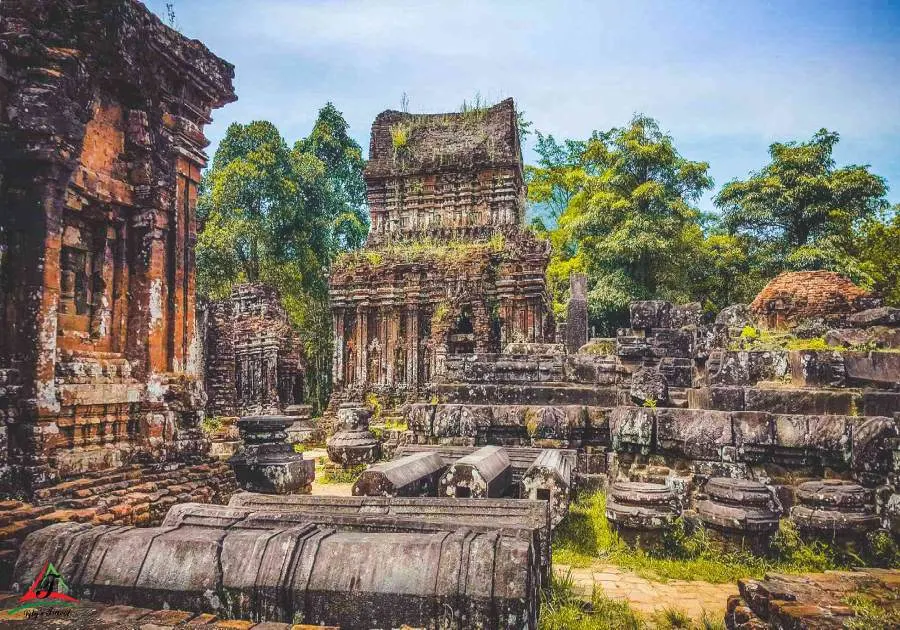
[552,492,845,585]
[333,235,506,272]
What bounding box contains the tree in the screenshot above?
[549,114,713,332]
[715,129,888,264]
[525,132,587,226]
[196,104,368,411]
[857,206,900,306]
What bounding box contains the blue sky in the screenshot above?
[145,0,900,213]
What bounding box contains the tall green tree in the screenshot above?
[196,104,367,411]
[856,206,900,306]
[546,115,712,332]
[525,132,588,227]
[715,129,888,268]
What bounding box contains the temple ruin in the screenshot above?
[0,0,239,588]
[1,2,899,628]
[328,99,553,402]
[203,283,307,417]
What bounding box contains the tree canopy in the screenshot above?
[532,115,713,332]
[529,120,896,333]
[195,103,368,410]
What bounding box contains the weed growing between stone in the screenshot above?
[540,570,645,630]
[551,492,852,584]
[315,462,366,484]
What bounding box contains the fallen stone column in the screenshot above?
[439,445,513,498]
[15,519,538,630]
[223,493,552,580]
[352,451,445,497]
[522,449,573,527]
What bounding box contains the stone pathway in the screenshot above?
[556,562,738,622]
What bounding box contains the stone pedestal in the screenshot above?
[696,478,780,553]
[229,416,314,494]
[284,404,317,446]
[605,481,679,549]
[326,406,380,467]
[790,479,880,544]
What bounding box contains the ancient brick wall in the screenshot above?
[365,99,525,246]
[0,0,236,494]
[204,283,306,417]
[750,270,879,329]
[0,460,237,588]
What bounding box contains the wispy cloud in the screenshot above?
[148,0,900,205]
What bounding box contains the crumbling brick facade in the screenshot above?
[750,270,879,329]
[203,283,306,417]
[0,0,236,493]
[329,99,553,402]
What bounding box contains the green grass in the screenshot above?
[315,462,367,485]
[539,570,726,630]
[540,570,645,630]
[842,593,900,630]
[552,493,842,584]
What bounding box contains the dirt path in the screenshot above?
[555,562,738,621]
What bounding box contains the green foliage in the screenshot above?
[580,339,615,355]
[865,529,900,568]
[716,129,888,252]
[200,415,224,435]
[553,493,841,584]
[653,607,692,629]
[529,120,895,334]
[642,397,657,409]
[364,392,383,420]
[196,104,368,412]
[842,593,900,630]
[531,115,713,334]
[316,463,367,485]
[856,207,900,306]
[713,129,893,298]
[390,123,409,152]
[729,329,849,353]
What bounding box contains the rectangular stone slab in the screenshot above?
[439,445,512,499]
[223,493,552,576]
[522,449,572,527]
[394,444,577,483]
[352,451,445,497]
[14,519,538,630]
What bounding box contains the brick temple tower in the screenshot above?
[0,0,237,493]
[328,99,553,403]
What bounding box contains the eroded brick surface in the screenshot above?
[0,0,235,493]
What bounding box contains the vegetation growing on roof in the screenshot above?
[332,235,507,275]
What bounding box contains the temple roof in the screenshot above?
[365,98,522,178]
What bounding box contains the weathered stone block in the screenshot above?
[352,451,445,497]
[656,409,732,460]
[439,446,512,498]
[609,407,654,454]
[522,449,572,527]
[630,368,668,406]
[15,518,538,629]
[630,301,673,330]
